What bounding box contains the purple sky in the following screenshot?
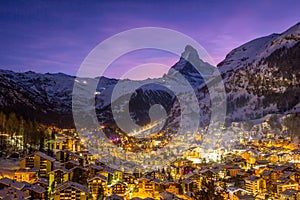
[0,0,299,79]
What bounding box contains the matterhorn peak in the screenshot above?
[181,45,200,63]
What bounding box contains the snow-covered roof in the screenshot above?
[34,151,56,162]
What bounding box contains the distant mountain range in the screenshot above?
[0,22,299,128]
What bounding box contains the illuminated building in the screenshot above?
[53,181,89,200]
[14,168,39,183]
[244,175,266,195]
[20,151,55,178]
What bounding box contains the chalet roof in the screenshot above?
[273,178,297,186]
[110,181,127,187]
[58,150,84,159]
[229,165,241,170]
[261,170,272,176]
[227,186,248,194]
[55,133,65,138]
[278,171,296,180]
[87,174,108,182]
[55,181,89,193]
[245,176,259,182]
[139,175,161,184]
[160,191,181,200]
[85,163,103,171]
[103,166,117,174]
[237,171,247,176]
[140,175,153,181]
[152,178,161,184]
[76,150,92,155]
[281,189,299,196]
[63,160,80,166]
[15,168,39,173]
[237,194,255,200]
[69,165,88,172]
[105,194,124,200]
[20,181,31,190]
[0,187,30,199]
[11,181,26,190]
[0,177,13,186]
[256,160,269,164]
[183,178,193,184]
[163,180,177,185]
[28,184,45,194]
[34,178,49,185]
[49,168,71,173]
[34,151,56,162]
[0,178,25,190]
[273,165,288,171]
[210,168,221,174]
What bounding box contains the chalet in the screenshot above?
[200,168,220,179]
[53,133,81,153]
[109,182,127,196]
[163,180,180,195]
[53,181,89,200]
[227,166,242,177]
[34,178,49,189]
[138,175,162,194]
[274,178,299,196]
[244,175,266,195]
[57,160,79,170]
[77,150,94,163]
[20,151,55,178]
[88,174,108,198]
[53,133,67,152]
[85,163,103,178]
[123,174,136,185]
[56,150,85,165]
[23,184,46,200]
[100,166,123,184]
[14,168,39,183]
[147,171,166,181]
[182,178,198,193]
[49,168,71,189]
[69,166,88,185]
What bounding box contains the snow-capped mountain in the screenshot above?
[218,22,300,121]
[0,70,118,127]
[0,22,299,128]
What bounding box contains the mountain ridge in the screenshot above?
[0,22,299,128]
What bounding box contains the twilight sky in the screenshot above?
[0,0,299,79]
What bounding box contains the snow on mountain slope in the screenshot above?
[219,22,300,74]
[0,22,300,128]
[218,34,279,73]
[217,22,300,122]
